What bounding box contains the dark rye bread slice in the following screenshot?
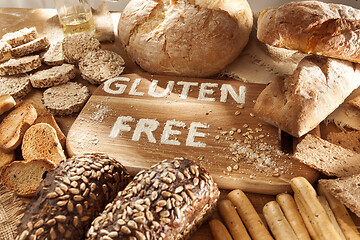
[79,50,125,84]
[30,63,76,88]
[62,33,101,64]
[0,159,56,197]
[17,153,131,240]
[319,176,360,218]
[1,27,38,47]
[42,82,90,116]
[11,36,50,58]
[41,41,65,66]
[0,55,41,76]
[327,131,360,153]
[0,74,32,99]
[87,158,220,240]
[294,134,360,177]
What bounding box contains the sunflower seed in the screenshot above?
[67,201,74,212]
[193,177,199,186]
[27,222,33,231]
[109,231,119,238]
[46,192,58,199]
[135,231,146,240]
[160,210,170,218]
[174,186,183,194]
[58,195,70,200]
[117,219,126,225]
[157,200,166,207]
[55,187,64,196]
[69,188,80,195]
[178,171,185,181]
[73,195,84,201]
[81,216,90,222]
[35,227,44,236]
[128,220,137,229]
[146,210,154,222]
[100,229,109,235]
[174,160,180,168]
[81,176,89,184]
[18,230,29,240]
[83,188,89,197]
[50,228,56,240]
[71,181,78,188]
[76,204,83,215]
[45,219,56,226]
[57,200,68,207]
[73,216,79,227]
[59,183,68,192]
[162,191,171,198]
[121,225,131,235]
[134,216,146,224]
[54,215,66,222]
[77,167,85,175]
[90,183,96,192]
[70,176,81,181]
[63,177,71,185]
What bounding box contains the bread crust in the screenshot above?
[118,0,252,77]
[254,55,360,137]
[257,1,360,63]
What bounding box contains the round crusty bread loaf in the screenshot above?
[118,0,253,77]
[257,1,360,63]
[42,82,90,116]
[79,50,125,85]
[0,74,32,99]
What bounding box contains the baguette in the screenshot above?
[0,94,16,115]
[87,158,220,240]
[0,74,32,99]
[17,153,131,239]
[34,113,66,148]
[11,36,50,58]
[209,219,233,240]
[1,27,38,47]
[0,103,37,152]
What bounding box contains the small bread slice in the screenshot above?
[62,32,100,64]
[11,36,50,58]
[327,131,360,153]
[0,149,15,171]
[294,134,360,177]
[0,94,16,115]
[319,176,360,218]
[0,41,12,62]
[34,113,66,148]
[22,123,66,166]
[0,103,37,152]
[0,74,32,99]
[30,63,76,88]
[42,82,90,116]
[41,41,64,66]
[79,49,125,84]
[0,55,41,76]
[1,27,38,47]
[0,159,56,196]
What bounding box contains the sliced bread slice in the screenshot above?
[0,159,56,196]
[0,94,16,115]
[1,27,38,47]
[22,123,66,166]
[294,134,360,177]
[319,176,360,218]
[34,113,66,148]
[0,41,12,62]
[0,74,32,99]
[0,103,37,152]
[327,131,360,153]
[42,82,90,116]
[30,63,76,88]
[0,55,41,76]
[79,49,125,84]
[11,36,50,58]
[41,41,64,66]
[0,149,15,171]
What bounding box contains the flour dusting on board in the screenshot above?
[89,103,112,122]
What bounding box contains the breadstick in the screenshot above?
[209,219,233,240]
[263,201,298,240]
[290,177,342,240]
[318,195,346,240]
[276,193,311,240]
[218,199,251,240]
[228,189,274,240]
[317,184,360,240]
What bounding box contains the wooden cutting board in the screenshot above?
[67,73,318,194]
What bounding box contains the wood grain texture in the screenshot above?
[67,73,319,194]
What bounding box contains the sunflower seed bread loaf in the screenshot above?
[87,158,220,240]
[257,1,360,63]
[17,153,131,240]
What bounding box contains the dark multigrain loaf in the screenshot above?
[87,158,220,240]
[16,153,131,240]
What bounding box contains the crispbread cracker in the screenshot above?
[11,36,50,58]
[1,27,38,48]
[294,134,360,177]
[0,55,41,76]
[0,74,32,99]
[319,176,360,218]
[30,63,76,88]
[327,131,360,153]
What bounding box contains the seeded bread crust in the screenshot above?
[42,82,90,116]
[11,36,50,58]
[0,74,32,99]
[2,27,38,48]
[62,33,101,64]
[0,41,12,62]
[17,153,131,240]
[79,50,125,85]
[0,55,41,76]
[1,159,57,197]
[0,94,16,115]
[87,158,220,240]
[41,42,65,66]
[30,64,76,88]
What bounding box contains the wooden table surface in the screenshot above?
[0,7,359,239]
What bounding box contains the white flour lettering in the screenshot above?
[132,119,160,143]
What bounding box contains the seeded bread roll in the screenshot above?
[30,64,76,88]
[79,50,125,85]
[2,27,38,48]
[0,74,32,99]
[0,55,41,76]
[42,82,90,116]
[62,33,101,64]
[17,153,131,240]
[87,158,220,240]
[11,37,50,58]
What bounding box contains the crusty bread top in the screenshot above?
[79,49,125,84]
[1,27,38,47]
[62,33,101,64]
[257,1,360,63]
[254,55,360,137]
[294,134,360,177]
[319,176,360,218]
